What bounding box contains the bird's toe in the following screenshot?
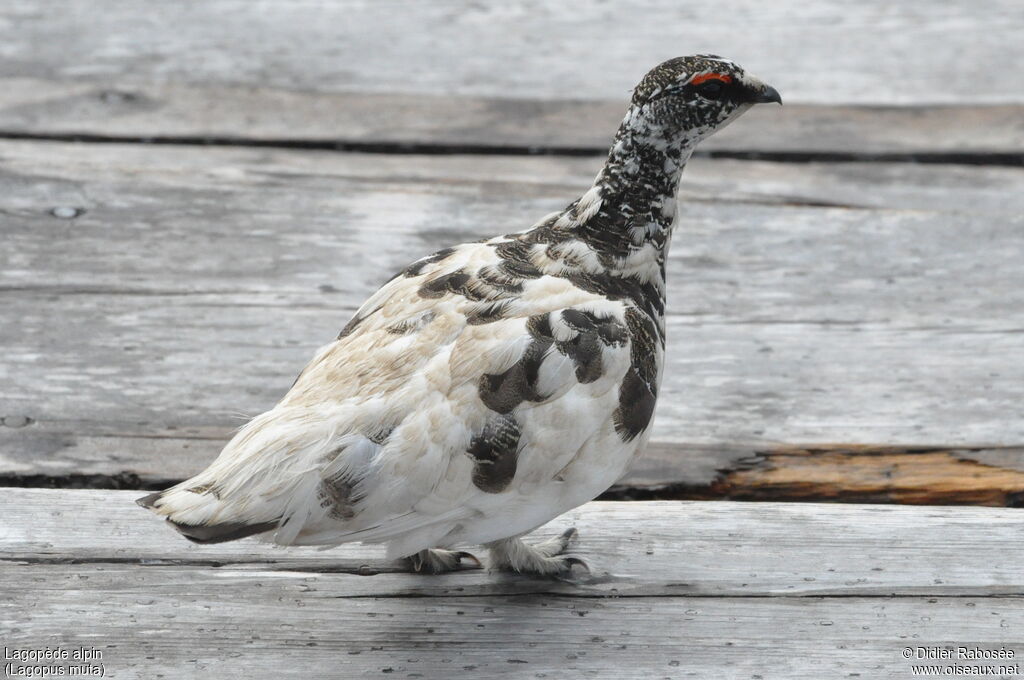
[532,526,580,558]
[562,556,590,573]
[454,550,483,569]
[485,530,589,576]
[510,553,589,577]
[406,548,483,574]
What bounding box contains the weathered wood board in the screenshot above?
[3,490,1023,678]
[7,489,1024,596]
[1,140,1022,500]
[0,2,1022,155]
[1,2,1021,677]
[3,86,1021,158]
[6,579,1023,680]
[2,1,1021,104]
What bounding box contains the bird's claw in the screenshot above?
[407,548,483,574]
[563,556,590,573]
[454,551,483,569]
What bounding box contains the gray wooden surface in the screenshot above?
[2,1,1022,103]
[1,140,1022,498]
[1,0,1022,500]
[3,89,1021,158]
[3,490,1023,678]
[2,4,1023,678]
[1,2,1022,156]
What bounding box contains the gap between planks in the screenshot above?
[4,441,1024,508]
[0,129,1020,167]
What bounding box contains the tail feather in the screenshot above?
[135,406,373,547]
[136,489,279,544]
[136,491,164,510]
[166,518,279,544]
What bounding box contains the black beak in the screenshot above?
[748,84,783,105]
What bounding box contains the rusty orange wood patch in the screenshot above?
[609,445,1024,506]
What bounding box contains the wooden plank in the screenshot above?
[1,141,1022,497]
[4,292,1023,442]
[6,428,1024,505]
[0,139,1019,312]
[0,2,1022,153]
[5,490,1024,597]
[3,491,1023,678]
[624,444,1024,506]
[5,580,1023,680]
[3,81,1022,156]
[2,1,1020,104]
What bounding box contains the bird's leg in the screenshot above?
[405,548,482,574]
[485,527,588,575]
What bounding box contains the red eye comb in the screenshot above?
[691,73,733,86]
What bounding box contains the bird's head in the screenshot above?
[622,54,781,148]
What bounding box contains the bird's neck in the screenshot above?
[543,110,696,275]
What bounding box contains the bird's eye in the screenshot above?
[696,80,724,100]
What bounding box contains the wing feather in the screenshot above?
[152,241,648,553]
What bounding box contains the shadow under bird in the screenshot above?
[138,55,781,575]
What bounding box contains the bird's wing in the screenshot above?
[152,240,660,552]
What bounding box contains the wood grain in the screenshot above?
[1,140,1022,499]
[3,82,1022,157]
[2,4,1020,677]
[5,579,1022,680]
[2,1,1020,104]
[0,2,1021,154]
[3,490,1023,678]
[623,444,1024,506]
[5,490,1024,597]
[7,578,1022,680]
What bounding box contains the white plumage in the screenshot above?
[139,55,780,574]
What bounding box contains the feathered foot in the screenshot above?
[486,527,589,576]
[405,548,483,574]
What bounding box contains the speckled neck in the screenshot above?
[601,116,694,222]
[548,108,698,275]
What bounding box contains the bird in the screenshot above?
[138,55,781,575]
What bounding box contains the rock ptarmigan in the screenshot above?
[138,55,781,575]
